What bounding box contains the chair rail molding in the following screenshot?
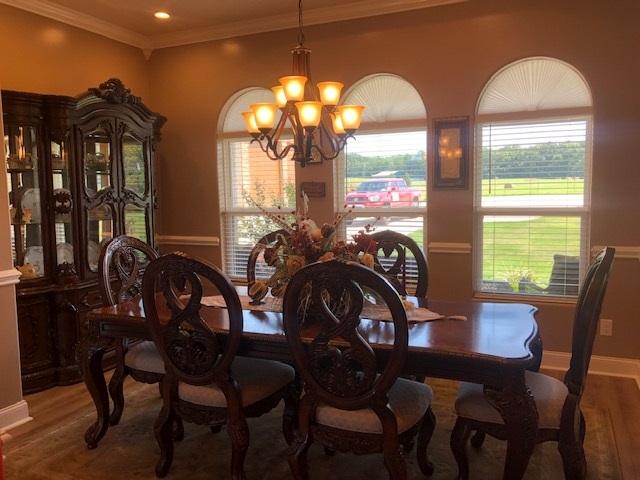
[0,268,21,287]
[428,242,472,254]
[0,0,467,53]
[591,245,640,261]
[155,235,220,247]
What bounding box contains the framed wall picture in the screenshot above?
[433,117,470,189]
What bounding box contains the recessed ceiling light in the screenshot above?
[154,11,170,19]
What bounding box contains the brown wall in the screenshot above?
[148,0,640,359]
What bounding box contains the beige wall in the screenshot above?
[0,4,150,413]
[148,0,640,359]
[0,4,148,97]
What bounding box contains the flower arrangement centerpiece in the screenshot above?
[246,192,379,304]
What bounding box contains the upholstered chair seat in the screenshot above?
[178,357,295,408]
[316,378,433,434]
[456,371,568,429]
[124,341,165,374]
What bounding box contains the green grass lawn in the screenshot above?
[408,216,580,290]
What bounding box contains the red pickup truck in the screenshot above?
[345,178,421,207]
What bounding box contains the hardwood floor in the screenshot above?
[4,370,639,479]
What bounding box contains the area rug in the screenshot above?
[5,378,621,479]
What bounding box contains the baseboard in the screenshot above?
[542,351,640,389]
[0,400,31,434]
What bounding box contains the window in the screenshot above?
[218,88,295,279]
[475,57,593,297]
[335,74,427,292]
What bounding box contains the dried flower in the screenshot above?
[286,255,306,276]
[360,253,375,269]
[318,251,335,262]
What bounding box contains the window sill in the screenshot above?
[473,292,578,306]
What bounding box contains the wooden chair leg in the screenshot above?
[416,407,436,476]
[470,430,486,449]
[228,419,250,480]
[283,382,300,446]
[210,424,222,434]
[559,438,587,480]
[288,433,312,480]
[108,341,128,426]
[450,418,471,480]
[173,417,184,442]
[579,411,586,445]
[154,404,175,478]
[383,444,408,480]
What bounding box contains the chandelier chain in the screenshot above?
[297,0,306,46]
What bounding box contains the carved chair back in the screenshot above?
[142,253,243,387]
[246,229,291,284]
[283,259,408,413]
[369,230,428,298]
[98,235,159,306]
[564,247,615,397]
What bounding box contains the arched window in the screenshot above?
[218,88,295,279]
[335,74,427,292]
[475,57,593,297]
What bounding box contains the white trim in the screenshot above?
[0,400,31,434]
[0,0,467,52]
[542,351,640,390]
[428,242,472,254]
[0,268,21,287]
[155,235,220,247]
[591,245,640,261]
[0,0,151,49]
[151,0,467,49]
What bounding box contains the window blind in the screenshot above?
[343,131,427,209]
[479,120,588,208]
[477,119,590,297]
[220,139,295,279]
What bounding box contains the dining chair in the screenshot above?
[246,229,291,285]
[519,254,580,297]
[143,253,297,479]
[98,235,168,428]
[450,247,615,480]
[283,259,436,479]
[367,230,429,298]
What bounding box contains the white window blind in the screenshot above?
[477,119,590,297]
[220,139,295,279]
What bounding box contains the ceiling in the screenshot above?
[0,0,467,52]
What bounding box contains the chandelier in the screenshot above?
[241,0,365,167]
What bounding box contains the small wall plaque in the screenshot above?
[300,182,326,198]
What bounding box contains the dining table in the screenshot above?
[80,289,542,480]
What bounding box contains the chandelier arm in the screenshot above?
[309,134,353,162]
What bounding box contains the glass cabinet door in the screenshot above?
[124,204,148,243]
[51,139,75,270]
[122,132,147,196]
[86,204,113,272]
[5,125,45,279]
[83,127,112,197]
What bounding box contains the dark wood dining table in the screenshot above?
[80,291,542,480]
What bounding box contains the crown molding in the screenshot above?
[0,0,151,50]
[151,0,468,50]
[0,0,467,54]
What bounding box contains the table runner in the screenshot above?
[200,295,447,322]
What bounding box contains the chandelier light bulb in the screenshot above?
[330,112,346,135]
[271,86,288,108]
[336,105,365,131]
[242,111,260,134]
[295,101,323,128]
[279,76,307,102]
[250,103,278,130]
[317,81,344,106]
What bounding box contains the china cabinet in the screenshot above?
[3,79,165,393]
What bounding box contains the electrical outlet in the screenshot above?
[600,318,613,336]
